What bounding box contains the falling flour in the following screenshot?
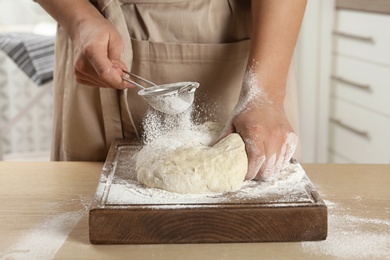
[141,107,194,144]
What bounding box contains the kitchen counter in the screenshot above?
[0,162,389,259]
[336,0,390,14]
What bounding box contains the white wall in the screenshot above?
[295,0,335,162]
[0,0,54,25]
[0,0,55,160]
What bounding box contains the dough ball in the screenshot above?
[136,133,248,194]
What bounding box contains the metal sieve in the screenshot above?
[121,70,199,115]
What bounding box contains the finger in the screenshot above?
[261,153,276,180]
[255,136,282,180]
[273,142,287,176]
[74,67,112,88]
[282,132,298,168]
[76,78,110,88]
[74,55,113,88]
[87,43,124,88]
[76,59,131,89]
[244,137,265,180]
[74,69,104,87]
[111,61,135,89]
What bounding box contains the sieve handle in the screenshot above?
[121,76,145,89]
[121,69,157,89]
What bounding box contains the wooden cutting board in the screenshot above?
[89,139,327,244]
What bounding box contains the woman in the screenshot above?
[36,0,306,180]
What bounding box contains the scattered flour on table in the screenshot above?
[0,197,90,260]
[301,200,390,259]
[1,213,83,260]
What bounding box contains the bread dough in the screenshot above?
[136,133,248,194]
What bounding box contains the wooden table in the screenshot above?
[0,162,389,259]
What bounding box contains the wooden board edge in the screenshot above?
[89,140,328,244]
[89,205,328,244]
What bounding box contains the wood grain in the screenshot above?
[89,140,328,244]
[90,206,327,244]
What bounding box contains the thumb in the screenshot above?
[244,137,266,180]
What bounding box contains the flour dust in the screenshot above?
[0,197,90,260]
[301,199,390,259]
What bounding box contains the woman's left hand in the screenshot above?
[220,101,298,180]
[216,69,298,180]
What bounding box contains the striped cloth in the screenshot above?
[0,33,55,86]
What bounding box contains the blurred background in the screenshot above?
[0,0,55,161]
[0,0,389,163]
[296,0,390,164]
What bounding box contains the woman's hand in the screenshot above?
[36,0,134,89]
[72,16,132,89]
[222,102,298,180]
[218,0,306,180]
[218,71,298,180]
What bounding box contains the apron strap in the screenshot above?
[96,0,139,147]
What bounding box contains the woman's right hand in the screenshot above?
[35,0,133,89]
[71,15,133,89]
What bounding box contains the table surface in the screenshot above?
[0,162,389,259]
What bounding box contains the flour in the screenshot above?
[262,153,277,179]
[301,200,390,259]
[147,94,192,115]
[230,66,267,117]
[140,105,222,157]
[231,161,309,201]
[141,107,194,143]
[140,81,197,115]
[0,197,90,260]
[0,212,83,260]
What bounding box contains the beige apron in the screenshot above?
[51,0,299,161]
